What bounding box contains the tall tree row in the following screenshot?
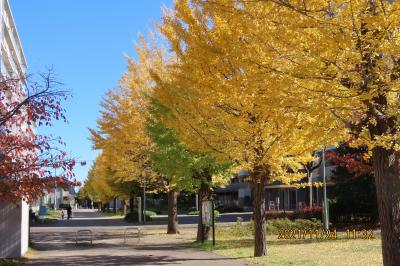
[150,0,400,264]
[151,0,343,257]
[87,0,400,263]
[86,40,232,238]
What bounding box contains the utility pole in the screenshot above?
[137,196,142,223]
[322,147,329,230]
[212,198,215,246]
[54,167,57,210]
[195,194,198,211]
[143,175,146,223]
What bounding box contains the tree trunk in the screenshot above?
[129,197,134,213]
[308,170,313,208]
[372,147,400,266]
[196,181,212,242]
[253,174,267,257]
[122,200,127,216]
[113,198,117,213]
[167,190,179,234]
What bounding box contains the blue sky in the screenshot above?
[10,1,172,184]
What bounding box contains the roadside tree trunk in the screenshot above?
[307,170,313,208]
[122,200,127,216]
[196,181,212,242]
[113,198,117,213]
[357,1,400,263]
[252,170,267,257]
[372,147,400,265]
[129,197,134,213]
[167,190,179,234]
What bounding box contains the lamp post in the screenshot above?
[322,148,329,230]
[211,193,215,246]
[54,167,57,210]
[143,176,146,223]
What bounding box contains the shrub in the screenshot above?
[266,218,294,234]
[145,210,157,217]
[229,220,254,237]
[0,258,21,266]
[266,211,294,220]
[146,206,167,215]
[124,210,156,222]
[292,218,323,229]
[220,219,253,237]
[187,210,220,218]
[265,218,323,234]
[229,218,322,236]
[45,209,62,219]
[220,218,324,237]
[294,206,322,220]
[217,206,244,213]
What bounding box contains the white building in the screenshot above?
[0,0,29,259]
[0,0,26,77]
[37,187,76,210]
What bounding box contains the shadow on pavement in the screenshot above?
[25,254,251,266]
[26,209,254,266]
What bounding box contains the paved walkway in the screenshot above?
[26,209,253,266]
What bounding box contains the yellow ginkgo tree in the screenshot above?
[153,0,400,263]
[85,155,115,207]
[197,1,400,263]
[151,0,345,256]
[124,38,233,238]
[89,83,163,215]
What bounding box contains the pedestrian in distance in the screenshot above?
[61,210,65,220]
[66,205,72,220]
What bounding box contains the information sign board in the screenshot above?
[38,206,47,217]
[202,201,212,226]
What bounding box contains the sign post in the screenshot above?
[137,196,142,223]
[201,200,212,226]
[212,200,215,246]
[322,147,329,230]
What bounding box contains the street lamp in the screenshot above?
[53,167,57,210]
[143,174,146,223]
[322,147,329,230]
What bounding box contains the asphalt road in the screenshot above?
[155,212,253,224]
[32,209,253,228]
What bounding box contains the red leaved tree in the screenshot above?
[326,141,373,177]
[0,71,77,204]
